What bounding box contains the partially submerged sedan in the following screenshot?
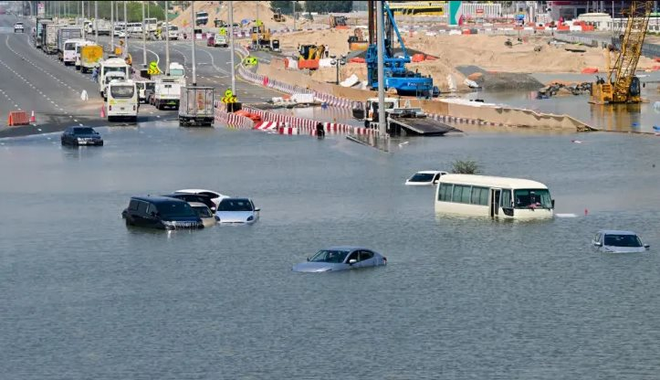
[216,197,260,224]
[61,126,104,146]
[292,246,387,273]
[592,230,650,253]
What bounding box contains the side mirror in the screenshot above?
[255,207,261,212]
[594,241,602,247]
[349,259,357,265]
[306,257,310,262]
[644,244,650,249]
[150,211,157,217]
[551,199,555,208]
[211,207,216,212]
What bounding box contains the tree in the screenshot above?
[451,159,482,174]
[305,1,353,13]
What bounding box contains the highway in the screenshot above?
[0,14,282,138]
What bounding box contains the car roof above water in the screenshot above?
[131,195,188,205]
[324,246,370,252]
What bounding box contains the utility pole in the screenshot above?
[191,0,197,86]
[94,0,98,43]
[81,1,85,38]
[123,0,128,59]
[256,2,260,47]
[142,1,147,70]
[229,0,235,94]
[376,0,386,137]
[292,1,296,31]
[165,0,170,75]
[110,0,114,51]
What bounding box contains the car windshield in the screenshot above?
[409,173,435,182]
[192,206,212,218]
[310,250,350,264]
[514,189,552,209]
[218,199,253,212]
[604,234,642,247]
[170,69,184,76]
[65,42,76,50]
[158,202,196,218]
[110,85,134,98]
[73,127,95,135]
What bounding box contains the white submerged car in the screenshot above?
[405,170,447,186]
[592,230,650,253]
[175,189,228,209]
[215,198,260,224]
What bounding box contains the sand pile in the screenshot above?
[172,1,312,30]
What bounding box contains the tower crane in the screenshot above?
[590,1,652,104]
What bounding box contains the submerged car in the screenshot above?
[61,126,104,146]
[292,246,387,273]
[122,196,204,230]
[189,202,217,228]
[405,170,447,186]
[592,230,650,253]
[175,189,228,209]
[162,193,217,213]
[216,197,260,224]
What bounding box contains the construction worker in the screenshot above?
[91,66,99,82]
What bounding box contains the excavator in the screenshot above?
[298,44,325,70]
[329,15,348,29]
[250,20,280,51]
[590,1,652,104]
[348,28,369,51]
[272,8,285,22]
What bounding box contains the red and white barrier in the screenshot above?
[254,121,280,131]
[215,109,254,129]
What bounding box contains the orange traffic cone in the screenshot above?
[100,105,106,118]
[29,110,36,123]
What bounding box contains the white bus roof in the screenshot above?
[439,174,548,189]
[102,58,129,66]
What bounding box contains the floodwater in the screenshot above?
[2,121,660,379]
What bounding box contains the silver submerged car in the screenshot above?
[592,230,650,253]
[216,197,260,224]
[292,246,387,273]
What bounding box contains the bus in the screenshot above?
[106,80,138,122]
[143,17,158,33]
[196,11,209,26]
[127,22,143,34]
[434,174,554,220]
[99,57,130,97]
[62,38,85,65]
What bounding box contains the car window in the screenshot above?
[310,250,350,263]
[199,191,218,198]
[137,201,149,214]
[218,199,253,212]
[347,251,359,263]
[129,200,139,211]
[604,234,642,247]
[359,250,374,262]
[409,173,434,182]
[193,206,212,218]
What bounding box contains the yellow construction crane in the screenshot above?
[590,1,652,104]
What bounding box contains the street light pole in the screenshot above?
[165,0,170,75]
[110,0,114,51]
[190,0,197,86]
[123,0,128,59]
[81,1,85,38]
[229,1,235,94]
[376,1,386,137]
[292,1,296,31]
[142,1,147,69]
[94,0,98,44]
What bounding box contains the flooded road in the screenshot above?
[2,122,660,379]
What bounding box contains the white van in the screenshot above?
[63,38,86,65]
[99,58,130,97]
[106,80,138,122]
[434,174,554,220]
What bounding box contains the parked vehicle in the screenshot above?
[77,44,103,73]
[215,198,260,224]
[405,170,448,186]
[99,58,130,97]
[60,126,104,146]
[14,22,24,33]
[167,25,179,40]
[62,38,85,66]
[434,174,554,220]
[292,246,387,273]
[105,80,138,122]
[352,97,400,128]
[34,18,52,49]
[162,193,217,212]
[206,34,216,47]
[179,86,214,127]
[189,202,218,227]
[592,230,650,253]
[57,26,83,61]
[135,80,156,103]
[153,77,181,110]
[122,196,204,230]
[174,189,228,208]
[214,34,228,47]
[42,23,60,54]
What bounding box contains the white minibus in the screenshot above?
[63,38,86,65]
[106,80,138,122]
[434,174,554,220]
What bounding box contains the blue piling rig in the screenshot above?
[365,2,439,98]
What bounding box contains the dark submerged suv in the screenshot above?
[122,196,204,230]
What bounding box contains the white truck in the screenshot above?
[152,78,182,110]
[98,58,130,98]
[43,23,59,54]
[179,87,215,127]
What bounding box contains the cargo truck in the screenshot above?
[57,26,83,61]
[77,44,103,73]
[34,17,52,49]
[179,87,214,127]
[42,23,59,54]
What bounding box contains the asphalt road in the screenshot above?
[0,15,282,138]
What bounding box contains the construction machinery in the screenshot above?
[365,1,437,97]
[329,15,348,29]
[590,1,652,104]
[297,44,325,70]
[348,28,369,51]
[273,8,285,22]
[251,21,279,51]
